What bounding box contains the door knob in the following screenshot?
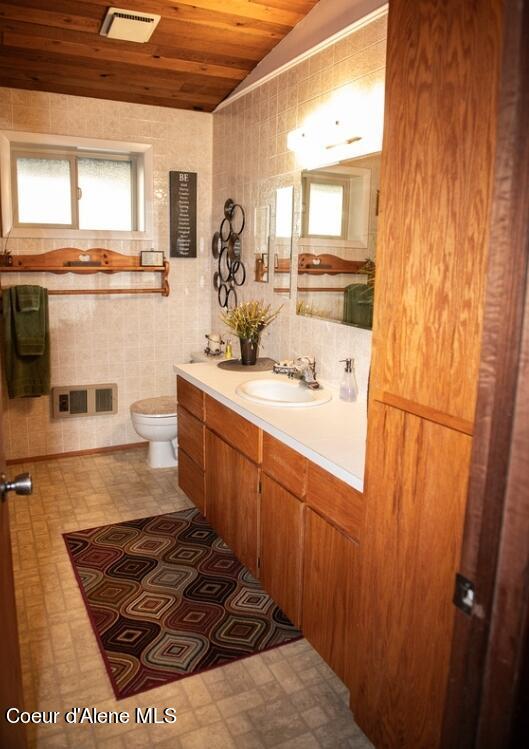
[0,472,33,498]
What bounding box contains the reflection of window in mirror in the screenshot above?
[275,186,293,238]
[302,167,371,247]
[306,179,347,238]
[273,186,294,298]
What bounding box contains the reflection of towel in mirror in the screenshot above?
[343,283,374,329]
[2,286,50,398]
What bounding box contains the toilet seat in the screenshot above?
[130,396,176,418]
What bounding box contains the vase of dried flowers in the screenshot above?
[221,300,282,365]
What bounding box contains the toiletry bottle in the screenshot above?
[224,339,233,360]
[339,358,358,402]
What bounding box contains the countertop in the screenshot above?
[174,360,367,492]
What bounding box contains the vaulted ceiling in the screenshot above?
[0,1,319,111]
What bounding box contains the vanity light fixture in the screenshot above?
[288,117,363,168]
[287,82,385,169]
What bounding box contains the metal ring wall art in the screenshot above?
[213,198,246,309]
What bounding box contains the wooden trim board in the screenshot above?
[372,388,474,436]
[6,441,147,465]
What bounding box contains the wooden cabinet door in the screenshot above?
[205,429,259,577]
[302,507,358,686]
[260,475,303,626]
[355,402,472,747]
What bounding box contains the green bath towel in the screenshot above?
[2,286,50,399]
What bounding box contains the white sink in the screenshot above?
[236,378,332,408]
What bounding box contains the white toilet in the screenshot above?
[130,396,177,469]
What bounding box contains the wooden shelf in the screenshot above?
[298,252,368,276]
[0,247,170,297]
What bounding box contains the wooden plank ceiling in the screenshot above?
[0,0,318,111]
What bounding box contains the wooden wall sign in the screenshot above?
[170,171,197,258]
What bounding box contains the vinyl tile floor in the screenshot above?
[8,447,373,749]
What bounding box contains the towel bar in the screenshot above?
[0,248,170,297]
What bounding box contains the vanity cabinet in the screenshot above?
[260,474,303,627]
[302,507,358,685]
[205,429,260,577]
[175,375,363,698]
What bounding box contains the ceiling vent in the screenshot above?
[100,7,161,43]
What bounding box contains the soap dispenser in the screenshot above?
[339,358,358,402]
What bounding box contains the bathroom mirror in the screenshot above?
[296,151,380,329]
[273,185,294,298]
[254,205,270,283]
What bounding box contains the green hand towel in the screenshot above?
[2,287,51,399]
[343,283,374,329]
[16,285,41,312]
[12,286,46,356]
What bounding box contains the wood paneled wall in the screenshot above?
[369,0,502,426]
[354,0,503,746]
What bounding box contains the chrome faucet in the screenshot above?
[273,355,320,389]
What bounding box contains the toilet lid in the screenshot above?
[130,396,177,417]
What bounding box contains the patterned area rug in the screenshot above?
[64,508,301,699]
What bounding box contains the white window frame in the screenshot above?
[0,131,153,239]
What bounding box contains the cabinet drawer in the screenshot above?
[178,448,205,514]
[205,395,261,463]
[262,433,308,498]
[307,462,364,541]
[177,405,205,469]
[177,376,205,421]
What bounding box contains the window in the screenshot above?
[12,146,138,231]
[1,132,152,238]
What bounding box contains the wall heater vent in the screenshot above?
[52,384,118,419]
[99,7,161,43]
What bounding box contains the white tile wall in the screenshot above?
[1,12,387,459]
[211,14,387,393]
[0,88,213,460]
